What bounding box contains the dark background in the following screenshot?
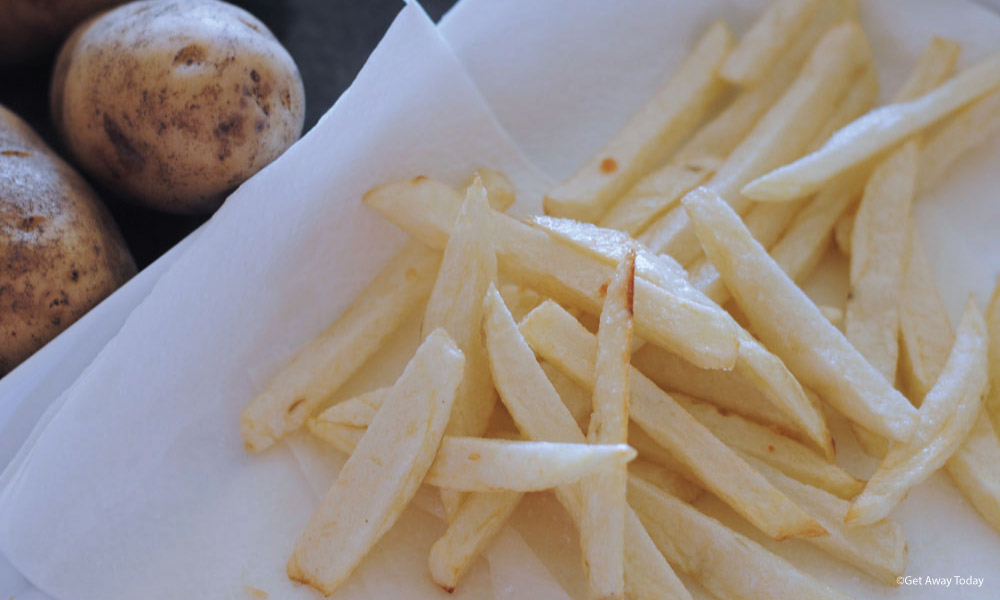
[0,0,457,268]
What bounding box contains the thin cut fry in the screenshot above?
[422,177,499,516]
[640,21,871,265]
[628,459,703,504]
[947,415,1000,534]
[429,491,522,592]
[287,329,464,595]
[240,240,441,453]
[675,394,865,500]
[581,251,635,600]
[682,187,918,441]
[847,300,989,525]
[519,300,826,540]
[543,23,732,222]
[629,476,850,600]
[720,0,820,86]
[482,285,691,600]
[528,216,833,458]
[743,49,1000,201]
[366,176,740,370]
[746,457,906,585]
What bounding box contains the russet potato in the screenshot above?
[1,104,136,376]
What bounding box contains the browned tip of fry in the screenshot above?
[240,416,274,454]
[777,521,828,541]
[412,175,429,183]
[287,557,336,596]
[624,248,637,316]
[440,585,456,594]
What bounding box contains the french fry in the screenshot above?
[640,21,871,265]
[543,23,732,222]
[528,216,834,458]
[422,177,499,516]
[519,300,826,540]
[894,37,962,102]
[720,0,820,86]
[366,176,740,370]
[542,360,592,429]
[689,63,879,304]
[499,283,544,322]
[899,230,956,404]
[834,212,855,256]
[287,329,464,595]
[847,300,989,525]
[240,240,441,453]
[482,284,691,600]
[600,0,855,236]
[472,168,517,211]
[628,459,703,504]
[581,251,635,600]
[918,87,1000,192]
[682,187,918,441]
[743,49,1000,201]
[819,305,844,328]
[986,278,1000,433]
[947,415,1000,534]
[628,476,850,600]
[429,491,522,592]
[844,141,920,457]
[675,394,865,500]
[745,457,906,584]
[317,387,386,427]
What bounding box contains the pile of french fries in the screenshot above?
[241,1,1000,598]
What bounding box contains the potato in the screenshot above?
[51,0,306,214]
[0,0,125,66]
[0,104,136,376]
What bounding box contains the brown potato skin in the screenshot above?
[0,0,126,66]
[52,0,306,214]
[0,104,136,376]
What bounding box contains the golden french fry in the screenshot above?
[640,21,871,265]
[743,49,1000,201]
[720,0,820,86]
[947,414,1000,535]
[691,63,879,304]
[628,459,703,504]
[899,229,956,404]
[581,251,635,600]
[429,491,522,592]
[847,300,989,525]
[986,278,1000,433]
[287,329,464,595]
[366,176,740,370]
[519,300,826,540]
[746,457,906,584]
[528,216,834,458]
[240,240,441,453]
[543,22,732,222]
[481,284,691,600]
[628,476,850,600]
[682,187,918,441]
[675,394,864,500]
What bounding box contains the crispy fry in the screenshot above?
[720,0,821,86]
[287,329,464,595]
[847,300,989,525]
[528,216,833,458]
[240,240,441,453]
[543,23,732,222]
[581,251,635,600]
[366,176,740,370]
[743,49,1000,201]
[629,476,850,600]
[683,187,918,441]
[746,457,906,584]
[640,22,871,265]
[482,285,691,600]
[675,394,864,500]
[519,300,826,540]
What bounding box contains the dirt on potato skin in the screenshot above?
[0,104,136,376]
[52,0,306,215]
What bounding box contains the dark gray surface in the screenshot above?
[0,0,456,268]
